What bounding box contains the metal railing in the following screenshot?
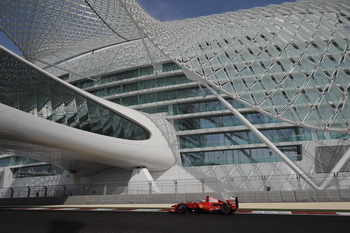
[0,172,349,199]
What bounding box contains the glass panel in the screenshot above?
[18,71,36,112]
[181,145,302,166]
[107,85,121,95]
[13,164,64,178]
[35,78,50,112]
[99,66,153,85]
[0,157,11,167]
[162,62,180,72]
[0,48,150,140]
[174,112,281,131]
[179,127,311,149]
[122,95,138,106]
[9,156,40,166]
[123,82,138,93]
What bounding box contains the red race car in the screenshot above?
[169,196,239,215]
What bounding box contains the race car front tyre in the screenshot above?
[220,203,232,215]
[177,203,187,214]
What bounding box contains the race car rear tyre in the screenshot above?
[177,203,187,214]
[220,203,232,215]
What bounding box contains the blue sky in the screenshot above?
[137,0,296,21]
[0,0,295,56]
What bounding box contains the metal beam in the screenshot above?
[203,83,321,190]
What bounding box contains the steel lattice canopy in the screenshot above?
[1,0,350,133]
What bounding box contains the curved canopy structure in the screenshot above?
[1,0,349,133]
[0,46,175,173]
[0,0,143,65]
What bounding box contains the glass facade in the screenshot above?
[173,99,245,115]
[138,98,246,115]
[88,74,192,98]
[174,112,281,131]
[108,86,212,106]
[9,156,40,166]
[162,62,181,72]
[181,145,302,167]
[0,156,64,178]
[0,157,12,167]
[13,164,64,178]
[179,127,312,149]
[0,49,150,140]
[74,62,342,167]
[100,66,154,84]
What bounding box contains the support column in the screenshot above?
[128,168,161,194]
[26,186,31,198]
[43,186,48,197]
[201,178,205,193]
[10,188,14,198]
[229,177,235,192]
[296,174,302,190]
[103,184,107,195]
[173,180,178,194]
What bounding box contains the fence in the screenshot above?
[0,172,349,200]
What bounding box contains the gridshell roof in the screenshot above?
[0,0,143,64]
[1,0,350,133]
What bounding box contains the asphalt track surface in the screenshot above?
[0,209,349,233]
